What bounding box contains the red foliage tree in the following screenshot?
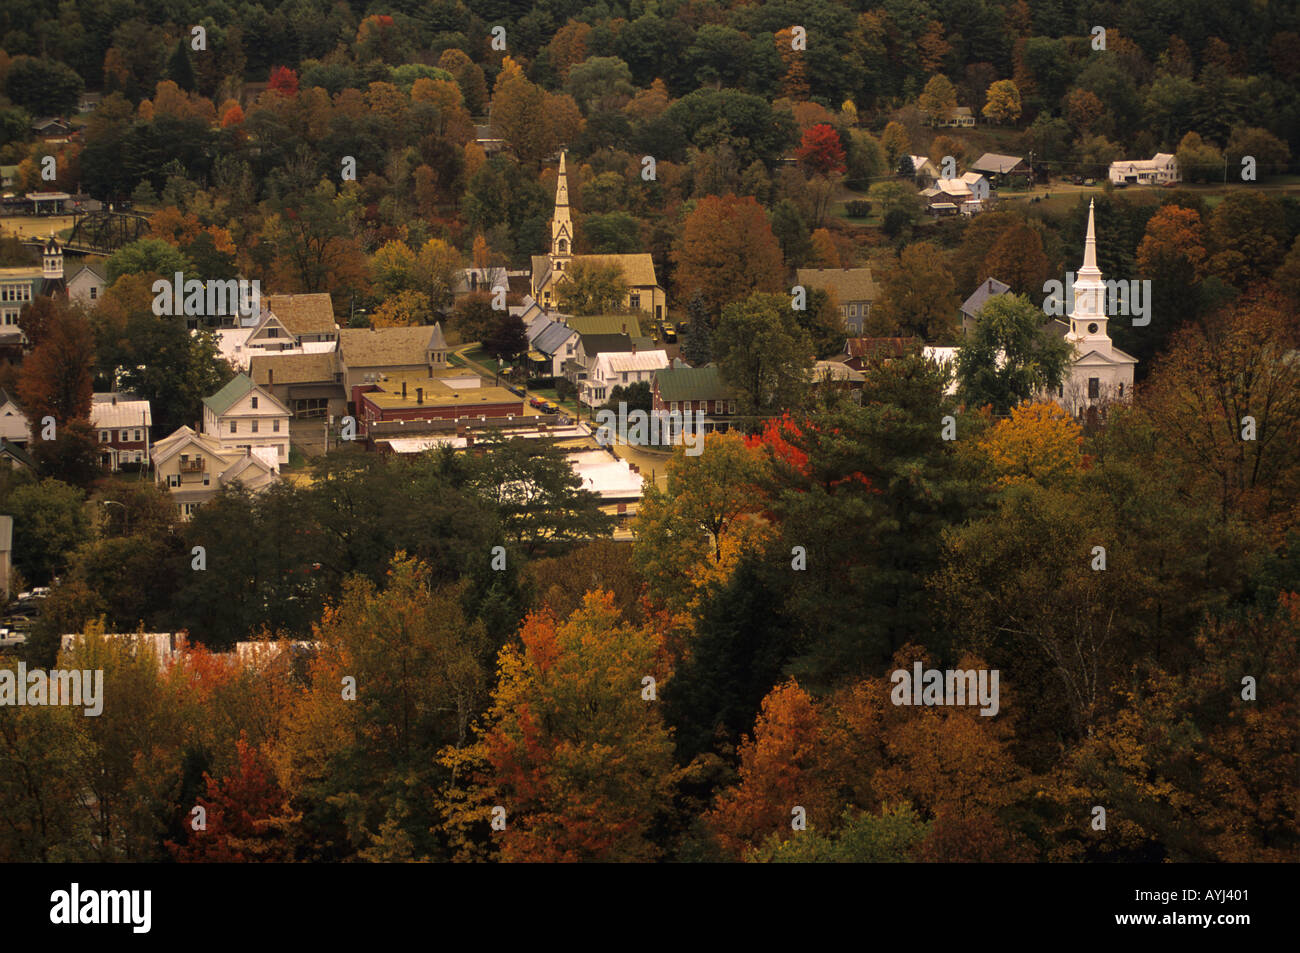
[796,123,847,175]
[268,66,299,98]
[168,738,297,863]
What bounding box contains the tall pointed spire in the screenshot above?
[555,150,569,208]
[1081,198,1098,272]
[550,150,573,262]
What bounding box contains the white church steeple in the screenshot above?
[1066,199,1111,351]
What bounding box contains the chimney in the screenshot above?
[402,381,407,399]
[268,368,274,385]
[416,387,423,405]
[111,394,117,406]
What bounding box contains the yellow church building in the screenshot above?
[530,151,668,323]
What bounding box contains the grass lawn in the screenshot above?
[462,346,502,373]
[530,385,584,419]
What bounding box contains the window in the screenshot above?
[89,287,97,300]
[99,430,110,443]
[629,293,641,310]
[230,421,237,433]
[251,396,258,408]
[715,400,724,414]
[671,401,679,413]
[168,474,180,487]
[727,400,736,414]
[134,429,142,441]
[251,420,259,433]
[202,474,210,486]
[849,304,858,317]
[273,420,280,433]
[621,372,628,383]
[1088,378,1100,399]
[1117,382,1124,398]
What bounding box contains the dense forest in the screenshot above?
[0,1,1297,864]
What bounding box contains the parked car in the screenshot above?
[529,396,547,409]
[661,323,677,342]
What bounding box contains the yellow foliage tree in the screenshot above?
[976,400,1084,487]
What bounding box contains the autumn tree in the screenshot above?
[17,306,93,427]
[918,74,958,123]
[673,195,784,316]
[1140,293,1300,537]
[713,292,815,417]
[981,222,1050,297]
[868,242,959,341]
[169,738,298,862]
[632,433,772,614]
[880,121,910,170]
[982,79,1022,124]
[706,680,840,857]
[976,401,1084,487]
[470,592,679,862]
[796,124,847,175]
[279,555,489,861]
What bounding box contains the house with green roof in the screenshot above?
[201,372,292,463]
[651,360,738,442]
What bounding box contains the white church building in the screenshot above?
[1046,199,1138,419]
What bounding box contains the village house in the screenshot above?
[202,373,292,463]
[935,106,976,128]
[839,337,922,372]
[526,317,579,380]
[67,262,107,307]
[91,393,152,471]
[905,155,942,185]
[150,426,280,519]
[921,174,991,216]
[531,151,667,323]
[582,348,670,408]
[969,153,1033,188]
[796,268,878,335]
[960,277,1012,336]
[337,324,449,396]
[249,351,347,420]
[651,361,738,441]
[0,389,30,444]
[1108,153,1179,186]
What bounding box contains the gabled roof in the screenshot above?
[249,351,340,386]
[962,277,1012,318]
[577,333,634,357]
[264,293,338,335]
[596,350,669,375]
[970,153,1028,174]
[532,321,578,355]
[0,438,35,470]
[574,253,659,288]
[654,364,734,403]
[337,324,446,367]
[150,426,227,467]
[796,268,877,302]
[69,263,106,283]
[90,394,152,429]
[566,314,644,337]
[203,374,256,417]
[220,451,277,484]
